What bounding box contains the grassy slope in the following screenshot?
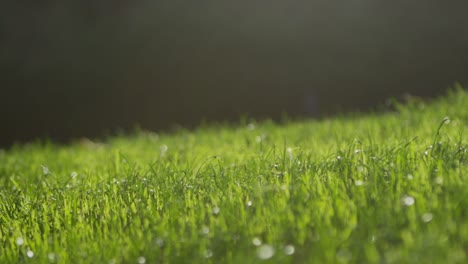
[0,88,467,264]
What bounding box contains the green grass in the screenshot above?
[1,88,467,264]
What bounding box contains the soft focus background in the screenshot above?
[1,1,467,147]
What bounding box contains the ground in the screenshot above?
[0,88,467,263]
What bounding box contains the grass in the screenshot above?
[0,88,467,264]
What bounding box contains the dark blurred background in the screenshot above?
[1,1,468,147]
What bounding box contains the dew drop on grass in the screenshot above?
[160,145,168,155]
[252,237,262,246]
[201,226,210,235]
[15,237,24,246]
[422,213,434,223]
[283,245,295,255]
[407,174,414,180]
[71,171,78,178]
[287,147,293,159]
[204,249,213,258]
[155,238,165,248]
[41,165,50,175]
[247,201,253,207]
[434,177,443,185]
[137,256,146,264]
[257,244,275,260]
[48,253,57,262]
[401,195,415,206]
[355,180,364,186]
[26,250,34,258]
[212,207,220,215]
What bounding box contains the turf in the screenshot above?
[1,88,467,264]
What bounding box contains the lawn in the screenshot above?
[0,88,467,263]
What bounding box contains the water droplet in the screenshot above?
[48,253,57,262]
[155,238,165,247]
[212,207,220,215]
[356,166,364,173]
[337,156,342,161]
[26,250,34,258]
[41,165,50,175]
[201,226,210,235]
[401,195,415,206]
[434,177,443,185]
[355,180,364,186]
[204,249,213,258]
[137,256,146,264]
[71,171,77,178]
[354,149,361,154]
[16,237,24,246]
[422,213,434,223]
[283,245,295,255]
[257,244,275,260]
[407,174,414,180]
[252,237,262,246]
[160,145,168,155]
[247,201,253,207]
[287,147,294,159]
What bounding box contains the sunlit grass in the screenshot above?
[0,88,467,263]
